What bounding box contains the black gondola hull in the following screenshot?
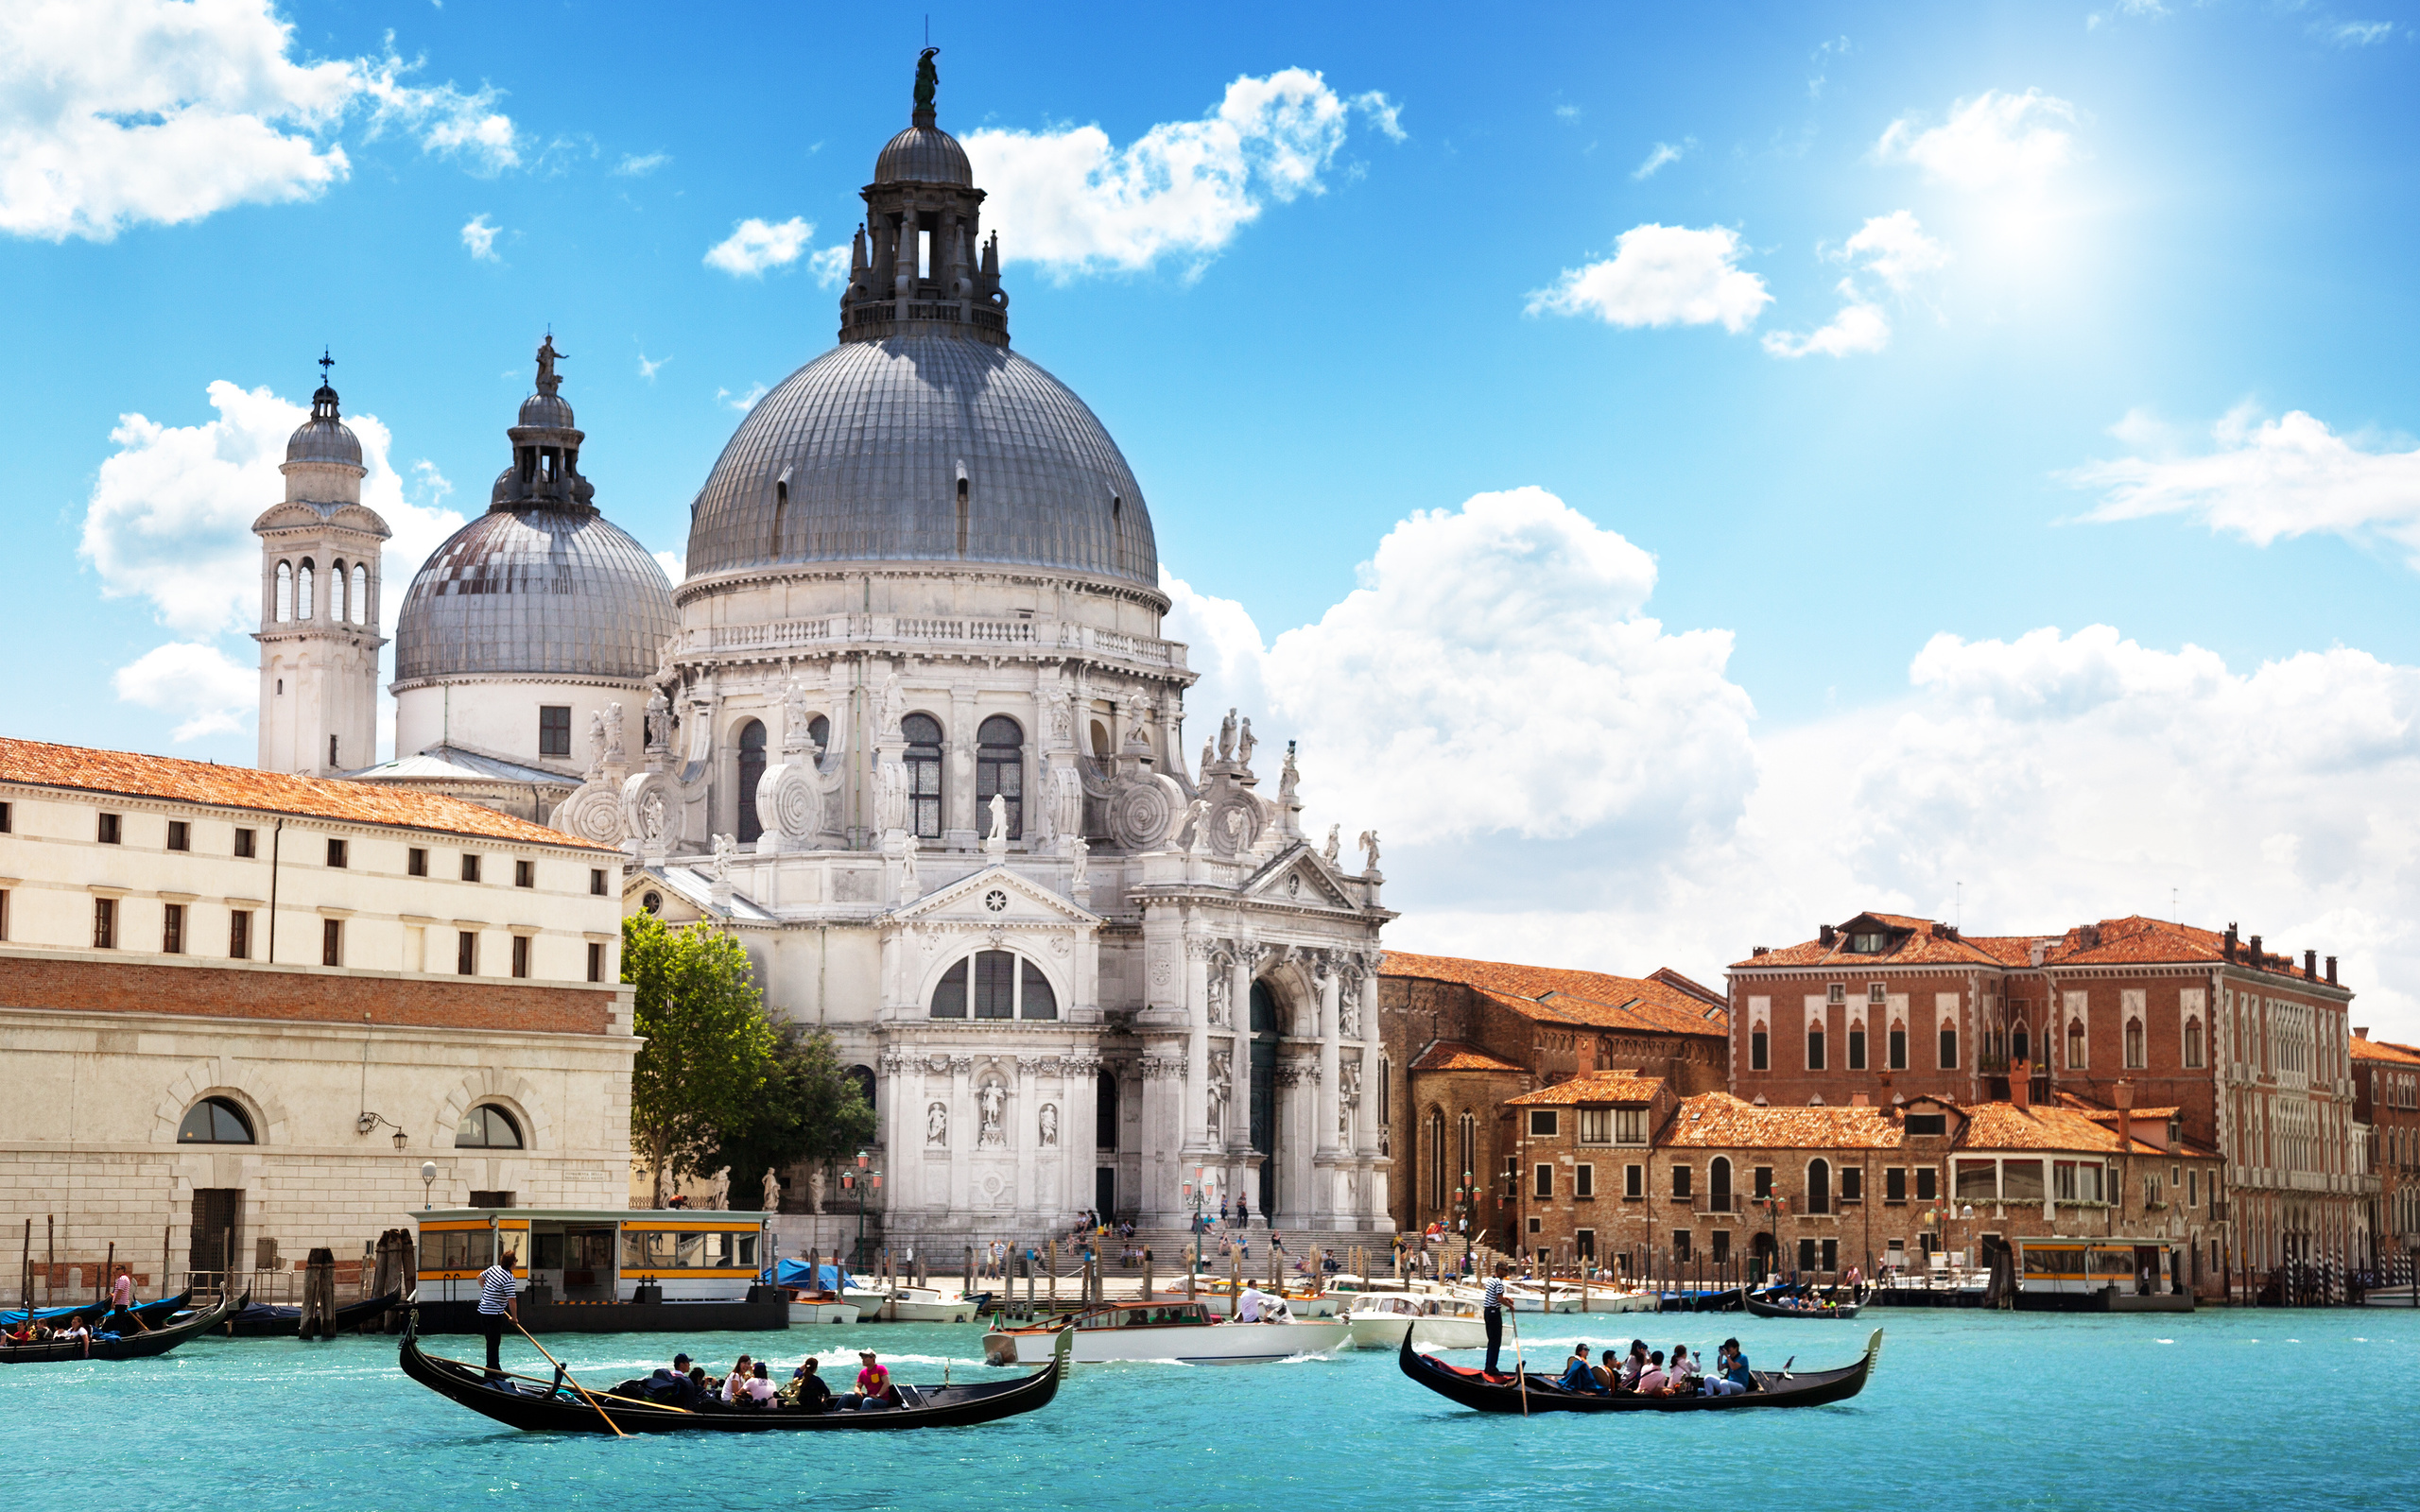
[0,1290,242,1365]
[1396,1327,1881,1413]
[226,1290,402,1338]
[1742,1290,1865,1319]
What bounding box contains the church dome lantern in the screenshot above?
[285,352,364,470]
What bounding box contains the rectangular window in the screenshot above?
[1798,1238,1818,1272]
[1671,1164,1692,1199]
[1528,1109,1558,1139]
[1885,1167,1908,1202]
[97,812,121,845]
[538,705,572,757]
[1533,1163,1553,1199]
[1672,1230,1693,1263]
[974,952,1015,1019]
[1753,1165,1773,1199]
[1889,1027,1908,1069]
[590,868,608,897]
[166,820,190,851]
[1840,1166,1862,1202]
[510,935,531,979]
[1574,1228,1596,1261]
[1905,1112,1946,1137]
[2055,1160,2078,1200]
[1623,1164,1644,1199]
[1750,1030,1769,1071]
[93,897,115,949]
[1938,1027,1959,1069]
[587,941,605,983]
[514,859,535,889]
[0,801,10,832]
[229,910,251,960]
[162,902,184,954]
[320,918,342,967]
[407,848,427,877]
[457,931,477,975]
[1822,1238,1839,1273]
[2001,1160,2045,1200]
[1574,1163,1595,1198]
[233,827,255,858]
[461,854,481,883]
[326,838,347,868]
[1915,1167,1938,1202]
[1577,1108,1612,1143]
[1712,1230,1730,1265]
[1615,1108,1647,1144]
[1848,1027,1867,1070]
[1869,982,1887,1005]
[2187,1168,2198,1207]
[1955,1160,1997,1200]
[0,889,9,941]
[1807,1027,1826,1071]
[1827,983,1845,1005]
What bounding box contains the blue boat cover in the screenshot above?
[769,1259,849,1292]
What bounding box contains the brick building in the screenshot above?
[1728,910,2366,1293]
[1379,950,1728,1241]
[2351,1030,2420,1280]
[0,738,635,1301]
[1502,1071,2222,1296]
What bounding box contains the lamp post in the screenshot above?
[1451,1170,1476,1275]
[421,1160,437,1211]
[840,1149,881,1271]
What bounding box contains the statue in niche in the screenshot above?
[977,1080,1006,1147]
[1357,829,1381,874]
[1032,752,1058,841]
[1323,824,1340,864]
[1236,716,1256,769]
[986,793,1009,853]
[636,787,667,842]
[1067,834,1089,890]
[645,686,673,750]
[783,677,813,750]
[1206,971,1230,1028]
[1205,1064,1230,1143]
[877,672,905,740]
[926,1102,948,1146]
[605,701,625,766]
[898,833,921,903]
[1047,696,1072,746]
[711,833,735,881]
[761,1168,782,1213]
[1218,708,1237,762]
[1340,989,1360,1040]
[586,710,608,778]
[1039,1103,1059,1148]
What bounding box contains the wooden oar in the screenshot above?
[511,1319,629,1438]
[1506,1303,1529,1417]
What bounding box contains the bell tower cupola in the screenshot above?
[839,47,1011,348]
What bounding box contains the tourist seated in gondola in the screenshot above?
[1666,1345,1702,1395]
[1555,1343,1606,1394]
[56,1315,93,1349]
[1594,1349,1625,1392]
[1705,1339,1753,1395]
[733,1361,777,1408]
[1634,1349,1669,1395]
[843,1349,900,1410]
[783,1356,833,1413]
[719,1354,756,1404]
[1618,1339,1650,1390]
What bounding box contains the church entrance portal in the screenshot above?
[1251,981,1280,1219]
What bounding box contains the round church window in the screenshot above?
[984,889,1009,913]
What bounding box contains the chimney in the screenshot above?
[1751,945,1769,956]
[2224,922,2238,961]
[2355,1025,2369,1040]
[2011,1058,2031,1112]
[2079,924,2102,950]
[1850,1091,1870,1108]
[1819,924,1838,948]
[2115,1079,2133,1115]
[2249,934,2262,967]
[2328,956,2340,986]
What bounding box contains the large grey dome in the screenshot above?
[393,507,676,685]
[684,335,1160,589]
[876,123,972,185]
[285,382,363,467]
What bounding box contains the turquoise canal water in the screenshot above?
[3,1306,2413,1510]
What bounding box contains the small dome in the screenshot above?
[286,383,363,467]
[875,123,972,186]
[518,390,576,430]
[394,508,677,685]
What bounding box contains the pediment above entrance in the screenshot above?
[890,864,1100,929]
[1239,844,1362,913]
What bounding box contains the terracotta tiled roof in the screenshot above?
[1961,1102,2136,1154]
[1647,966,1726,1008]
[1381,950,1728,1038]
[1730,911,2021,971]
[1660,1092,1904,1150]
[1734,910,2333,984]
[1409,1040,1525,1074]
[0,737,610,850]
[1503,1073,1663,1107]
[2352,1037,2420,1067]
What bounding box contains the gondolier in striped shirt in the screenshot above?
[1482,1263,1509,1375]
[476,1248,518,1382]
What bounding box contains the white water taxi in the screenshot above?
[1342,1293,1489,1349]
[786,1293,860,1325]
[982,1297,1351,1366]
[883,1284,980,1323]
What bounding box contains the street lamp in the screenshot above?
[1754,1189,1789,1285]
[840,1149,881,1271]
[421,1160,437,1211]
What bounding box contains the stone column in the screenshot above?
[1138,1050,1184,1225]
[948,1055,973,1216]
[945,683,977,851]
[1357,960,1392,1229]
[875,1047,906,1232]
[1231,946,1259,1205]
[1184,936,1213,1153]
[1315,953,1343,1225]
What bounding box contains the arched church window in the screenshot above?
[275,561,292,623]
[177,1096,254,1144]
[331,558,346,624]
[455,1105,523,1148]
[975,950,1015,1019]
[976,715,1023,839]
[350,563,368,625]
[1021,957,1057,1020]
[931,950,1054,1021]
[904,713,943,839]
[297,558,314,620]
[1427,1109,1445,1208]
[1806,1158,1832,1214]
[2012,1022,2030,1064]
[1089,720,1110,758]
[2125,1017,2146,1070]
[807,714,829,754]
[931,959,967,1018]
[735,719,767,844]
[1098,1069,1118,1150]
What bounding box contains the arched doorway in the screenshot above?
[1251,980,1281,1219]
[735,719,768,842]
[1752,1230,1778,1282]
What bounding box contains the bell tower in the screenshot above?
[253,354,389,776]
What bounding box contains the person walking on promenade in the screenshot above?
[1481,1263,1510,1376]
[476,1248,518,1382]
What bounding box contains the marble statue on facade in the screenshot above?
[1039,1103,1059,1147]
[1323,823,1340,864]
[762,1167,782,1213]
[926,1101,948,1146]
[1236,716,1255,769]
[1358,829,1381,874]
[985,793,1009,857]
[977,1080,1006,1147]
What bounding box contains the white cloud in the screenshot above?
[79,378,465,743]
[0,0,518,241]
[704,215,812,276]
[2325,21,2394,46]
[717,383,768,413]
[653,548,685,584]
[2087,0,2168,29]
[808,244,852,288]
[112,642,258,741]
[2065,404,2420,566]
[1761,279,1890,358]
[460,213,499,260]
[1527,224,1771,333]
[614,150,670,176]
[1837,209,1948,291]
[1631,139,1691,180]
[637,352,667,382]
[1875,89,2078,192]
[962,68,1395,277]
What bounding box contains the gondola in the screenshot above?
[1397,1326,1881,1413]
[224,1290,403,1338]
[396,1311,1070,1433]
[0,1289,243,1365]
[2,1289,191,1331]
[1742,1285,1864,1320]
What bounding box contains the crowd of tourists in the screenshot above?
[606,1347,908,1413]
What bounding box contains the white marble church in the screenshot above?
[259,56,1395,1237]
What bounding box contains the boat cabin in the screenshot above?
[412,1208,772,1306]
[1063,1300,1219,1330]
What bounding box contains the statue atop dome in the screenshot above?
[913,46,939,116]
[535,333,567,394]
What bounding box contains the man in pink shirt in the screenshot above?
[108,1267,150,1333]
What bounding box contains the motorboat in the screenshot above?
[786,1291,860,1325]
[983,1296,1351,1366]
[883,1285,979,1323]
[1449,1282,1579,1314]
[1148,1280,1341,1319]
[1342,1293,1488,1350]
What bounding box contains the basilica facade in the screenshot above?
[273,60,1394,1238]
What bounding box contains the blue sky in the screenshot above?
[6,1,2419,1025]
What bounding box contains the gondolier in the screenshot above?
[476,1253,517,1381]
[1482,1263,1509,1375]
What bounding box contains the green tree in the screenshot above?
[712,1026,878,1213]
[624,913,776,1208]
